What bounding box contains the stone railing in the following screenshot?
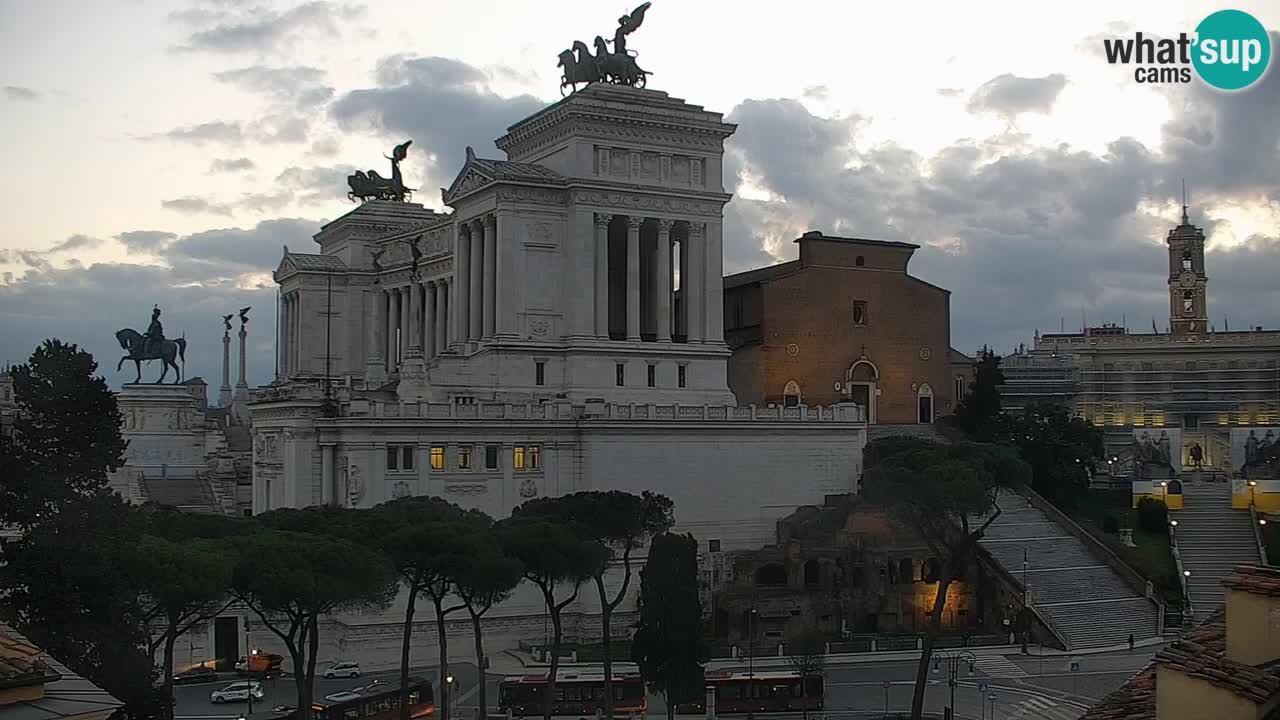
[344,399,866,423]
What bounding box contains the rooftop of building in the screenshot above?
[792,230,920,250]
[0,625,122,720]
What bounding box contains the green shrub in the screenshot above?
[1137,497,1168,534]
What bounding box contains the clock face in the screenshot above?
[1178,271,1197,289]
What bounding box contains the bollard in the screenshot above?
[705,685,716,720]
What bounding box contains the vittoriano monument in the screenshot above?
[347,140,415,203]
[116,306,187,384]
[558,2,651,95]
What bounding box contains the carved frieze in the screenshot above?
[445,482,488,495]
[495,187,567,207]
[570,190,724,217]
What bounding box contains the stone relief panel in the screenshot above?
[524,249,560,312]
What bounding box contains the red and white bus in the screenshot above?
[676,670,824,715]
[495,671,647,719]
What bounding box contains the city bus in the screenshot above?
[495,671,647,718]
[242,677,434,720]
[675,670,824,715]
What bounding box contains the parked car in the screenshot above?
[323,661,361,679]
[209,681,264,704]
[172,666,218,685]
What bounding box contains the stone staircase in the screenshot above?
[1172,478,1261,623]
[139,473,221,514]
[980,491,1161,649]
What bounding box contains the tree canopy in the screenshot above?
[952,347,1007,443]
[631,533,705,720]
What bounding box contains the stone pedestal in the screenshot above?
[117,384,206,476]
[396,351,429,403]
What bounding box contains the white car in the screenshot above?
[323,662,361,679]
[209,681,264,704]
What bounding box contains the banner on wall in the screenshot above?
[1131,428,1182,475]
[1230,427,1280,475]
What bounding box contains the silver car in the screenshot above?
[209,681,264,704]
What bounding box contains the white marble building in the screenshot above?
[233,85,867,670]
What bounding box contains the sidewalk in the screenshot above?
[499,634,1169,673]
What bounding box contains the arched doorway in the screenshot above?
[917,383,935,424]
[847,360,879,423]
[783,380,802,408]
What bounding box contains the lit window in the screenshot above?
[853,301,868,326]
[430,446,445,471]
[514,446,526,470]
[535,361,545,386]
[647,364,656,387]
[678,365,687,388]
[458,445,472,470]
[616,362,625,386]
[485,445,499,470]
[529,445,542,469]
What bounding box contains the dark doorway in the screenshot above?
[214,616,239,670]
[918,395,933,424]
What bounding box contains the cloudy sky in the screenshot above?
[2,0,1278,391]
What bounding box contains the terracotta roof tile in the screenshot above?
[1223,565,1280,597]
[0,627,56,685]
[1079,663,1156,720]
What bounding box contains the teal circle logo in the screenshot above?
[1192,9,1271,90]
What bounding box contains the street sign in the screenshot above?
[978,681,988,692]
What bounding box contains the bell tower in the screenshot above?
[1167,185,1208,336]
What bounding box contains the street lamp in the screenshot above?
[1160,480,1169,503]
[747,606,758,719]
[882,680,891,719]
[1249,480,1258,507]
[444,675,455,720]
[931,650,976,719]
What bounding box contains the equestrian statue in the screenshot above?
[348,140,415,203]
[558,2,652,95]
[115,306,187,384]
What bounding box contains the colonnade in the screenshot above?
[372,276,452,372]
[596,213,707,343]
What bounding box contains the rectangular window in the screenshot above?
[853,301,868,326]
[616,362,625,386]
[485,445,499,470]
[402,446,414,471]
[678,365,687,388]
[647,364,656,387]
[430,446,445,471]
[535,361,546,386]
[458,445,472,470]
[386,446,398,471]
[529,445,542,469]
[709,539,721,553]
[514,446,526,470]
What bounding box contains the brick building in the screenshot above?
[724,231,963,424]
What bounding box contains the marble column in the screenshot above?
[423,281,437,358]
[483,215,497,339]
[277,295,288,378]
[237,323,248,388]
[469,220,485,341]
[686,223,705,343]
[454,224,471,347]
[704,220,725,343]
[594,213,611,338]
[321,444,335,505]
[387,288,400,370]
[656,219,673,342]
[436,279,449,354]
[366,287,385,383]
[221,330,231,405]
[409,283,422,351]
[399,286,411,360]
[626,216,642,341]
[290,291,301,374]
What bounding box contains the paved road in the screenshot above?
[174,664,481,719]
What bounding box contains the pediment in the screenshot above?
[443,162,496,205]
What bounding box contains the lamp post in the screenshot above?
[1249,480,1258,507]
[1160,480,1169,503]
[931,650,976,720]
[445,675,455,720]
[747,606,758,720]
[882,680,890,719]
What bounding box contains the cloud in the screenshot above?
[0,218,321,387]
[161,121,244,144]
[3,86,39,101]
[177,1,363,53]
[47,234,103,253]
[214,65,334,108]
[209,157,255,173]
[117,231,177,254]
[310,136,341,157]
[966,73,1069,119]
[719,48,1280,353]
[330,56,545,188]
[162,197,233,215]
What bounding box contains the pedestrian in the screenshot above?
[1128,634,1134,653]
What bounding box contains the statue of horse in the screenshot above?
[115,328,186,384]
[593,36,648,87]
[559,41,603,95]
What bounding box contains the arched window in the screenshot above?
[783,380,802,408]
[954,375,966,403]
[1181,249,1192,271]
[755,564,787,587]
[898,558,914,584]
[804,559,820,586]
[1182,290,1194,315]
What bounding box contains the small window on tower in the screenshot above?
[853,301,868,326]
[1182,249,1192,271]
[1183,290,1194,316]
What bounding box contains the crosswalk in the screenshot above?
[1005,695,1082,719]
[970,654,1030,678]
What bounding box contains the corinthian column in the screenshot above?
[655,219,673,342]
[483,215,497,339]
[423,281,436,358]
[436,278,449,352]
[594,214,612,338]
[469,220,484,341]
[454,224,471,348]
[626,216,642,341]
